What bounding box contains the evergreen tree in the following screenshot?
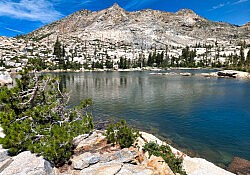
[62,45,66,57]
[147,52,154,66]
[239,46,245,67]
[181,46,196,67]
[105,60,113,69]
[0,59,4,67]
[232,51,238,67]
[246,50,250,67]
[53,37,62,58]
[119,57,127,69]
[27,58,46,71]
[124,58,127,69]
[53,37,66,69]
[0,68,94,167]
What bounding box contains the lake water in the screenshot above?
[53,70,250,166]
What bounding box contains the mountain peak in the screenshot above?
[176,9,196,15]
[244,22,250,26]
[27,5,248,48]
[109,3,124,10]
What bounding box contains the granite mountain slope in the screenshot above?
[27,3,250,48]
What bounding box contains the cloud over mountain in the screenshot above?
[0,0,62,23]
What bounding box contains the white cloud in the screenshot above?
[210,0,248,11]
[0,0,63,23]
[80,0,93,5]
[4,27,24,33]
[233,0,248,4]
[211,3,225,10]
[124,0,157,10]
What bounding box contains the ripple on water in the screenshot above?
[53,71,250,166]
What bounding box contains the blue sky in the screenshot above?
[0,0,249,37]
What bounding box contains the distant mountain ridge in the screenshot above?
[26,3,250,48]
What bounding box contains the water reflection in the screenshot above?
[52,71,250,165]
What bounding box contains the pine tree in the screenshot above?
[0,68,94,167]
[246,50,250,67]
[119,57,125,69]
[53,37,62,58]
[147,52,155,66]
[239,46,245,67]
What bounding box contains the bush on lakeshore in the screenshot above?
[105,119,140,148]
[0,69,94,167]
[143,142,187,175]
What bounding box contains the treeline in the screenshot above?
[24,38,250,72]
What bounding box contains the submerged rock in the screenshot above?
[227,157,250,175]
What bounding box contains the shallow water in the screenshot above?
[52,70,250,165]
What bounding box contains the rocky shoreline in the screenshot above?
[199,70,250,79]
[2,68,249,87]
[0,130,241,175]
[149,69,250,79]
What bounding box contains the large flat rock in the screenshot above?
[72,152,100,170]
[0,151,53,175]
[79,162,122,175]
[139,131,235,175]
[183,156,235,175]
[116,164,153,175]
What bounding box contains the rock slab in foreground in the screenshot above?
[79,162,122,175]
[0,130,239,175]
[72,152,100,170]
[0,151,53,175]
[183,156,235,175]
[139,131,236,175]
[116,164,154,175]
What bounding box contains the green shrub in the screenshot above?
[143,142,187,175]
[0,69,94,167]
[105,120,140,148]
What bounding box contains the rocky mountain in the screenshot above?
[1,3,250,72]
[27,3,250,48]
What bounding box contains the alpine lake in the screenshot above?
[49,69,250,167]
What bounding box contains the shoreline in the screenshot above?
[1,68,249,174]
[0,127,236,175]
[38,67,213,73]
[93,116,244,172]
[37,67,250,80]
[139,131,235,175]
